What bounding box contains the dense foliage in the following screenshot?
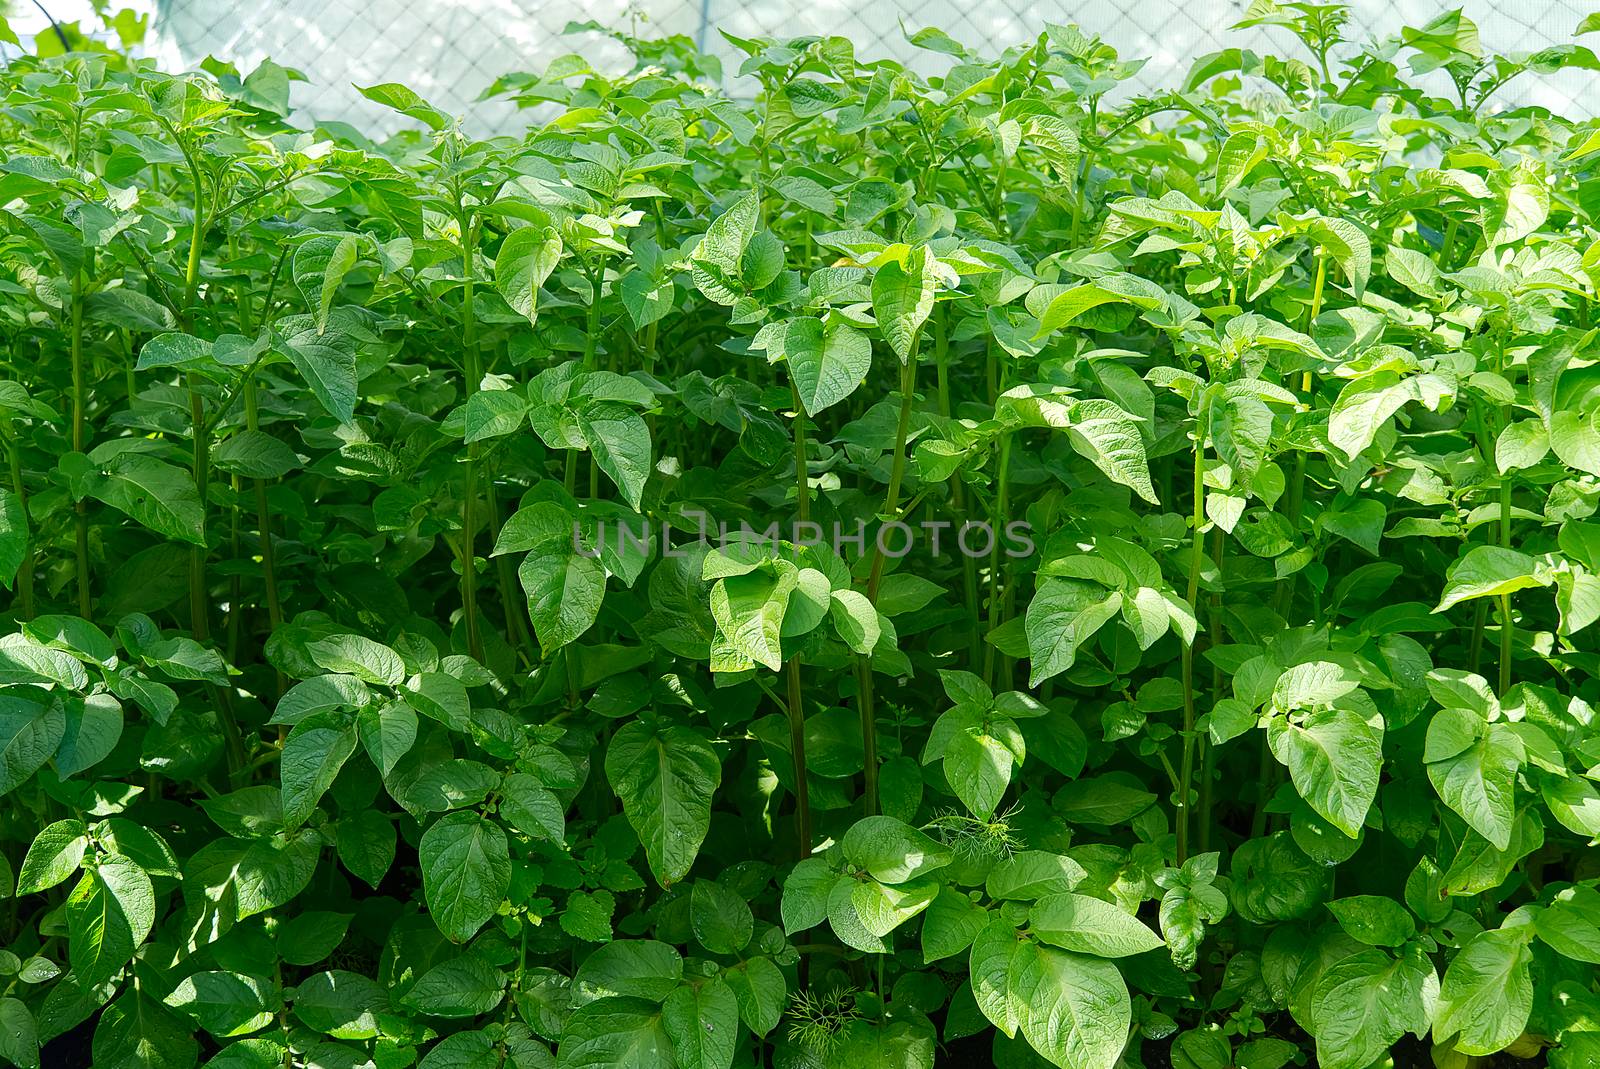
[1,3,1599,1067]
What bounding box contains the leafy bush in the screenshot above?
[0,3,1598,1068]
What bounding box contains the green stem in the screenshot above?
[244,382,284,696]
[786,376,814,855]
[459,210,483,662]
[1198,526,1224,856]
[6,435,33,620]
[858,346,920,816]
[785,658,812,858]
[1177,434,1205,865]
[70,271,90,619]
[984,434,1013,688]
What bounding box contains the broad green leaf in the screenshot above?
[1067,400,1158,503]
[709,561,796,672]
[279,321,358,422]
[293,234,360,333]
[519,546,605,654]
[280,716,357,828]
[577,402,651,510]
[1433,927,1534,1056]
[605,722,721,887]
[691,880,753,955]
[841,815,953,884]
[0,488,27,590]
[785,316,871,415]
[419,811,511,942]
[17,819,87,894]
[662,979,738,1069]
[67,854,154,987]
[1030,893,1165,957]
[90,455,206,546]
[496,225,563,326]
[1006,940,1132,1069]
[1025,579,1122,686]
[1425,712,1520,850]
[1434,546,1548,613]
[871,246,936,362]
[1326,896,1417,947]
[1267,706,1382,837]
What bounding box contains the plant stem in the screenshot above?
[459,210,483,662]
[6,435,33,620]
[858,346,919,817]
[1177,434,1206,865]
[786,376,814,855]
[244,381,284,696]
[1198,526,1224,856]
[69,270,90,619]
[983,433,1013,688]
[785,657,812,858]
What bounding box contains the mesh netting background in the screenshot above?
[10,1,1600,131]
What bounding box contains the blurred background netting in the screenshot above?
[7,1,1600,132]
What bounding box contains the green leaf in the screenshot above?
[280,322,358,422]
[0,694,65,797]
[90,454,206,546]
[781,857,838,935]
[1025,579,1122,686]
[1425,712,1520,850]
[0,998,38,1069]
[1029,893,1165,958]
[577,401,651,510]
[357,701,416,776]
[662,978,738,1069]
[921,886,990,962]
[1309,946,1433,1069]
[785,316,872,415]
[165,971,275,1037]
[294,234,361,333]
[841,815,953,884]
[519,545,605,654]
[0,488,28,590]
[306,634,405,686]
[499,773,567,843]
[691,880,753,955]
[92,990,199,1069]
[556,996,674,1068]
[1306,216,1371,299]
[605,722,721,887]
[463,390,528,443]
[829,589,881,655]
[496,226,563,326]
[67,854,154,987]
[277,911,352,966]
[17,819,87,894]
[709,561,796,672]
[56,693,123,778]
[723,956,785,1036]
[1216,131,1266,194]
[1267,706,1382,838]
[355,82,448,129]
[1067,400,1158,503]
[1434,546,1548,613]
[1326,896,1417,947]
[292,969,389,1038]
[419,811,511,942]
[871,246,937,362]
[1533,889,1600,964]
[1006,940,1132,1069]
[1433,927,1534,1056]
[280,715,358,828]
[212,431,301,479]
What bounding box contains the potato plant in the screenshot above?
[0,3,1598,1068]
